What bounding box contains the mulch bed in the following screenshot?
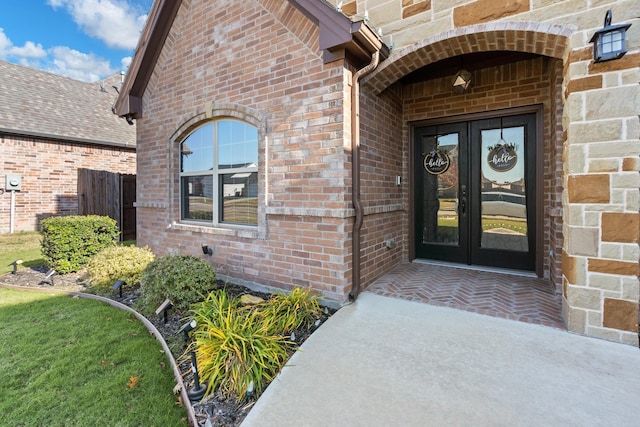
[0,266,330,427]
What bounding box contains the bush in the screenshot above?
[190,290,293,400]
[261,287,322,335]
[40,215,119,274]
[188,287,322,400]
[86,246,155,290]
[138,255,216,315]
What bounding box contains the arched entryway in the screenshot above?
[363,22,572,304]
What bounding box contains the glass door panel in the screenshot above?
[421,132,459,246]
[415,122,468,262]
[479,125,528,252]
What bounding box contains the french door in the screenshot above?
[414,113,537,271]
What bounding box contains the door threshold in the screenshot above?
[412,259,538,278]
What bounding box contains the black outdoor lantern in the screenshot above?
[589,9,632,63]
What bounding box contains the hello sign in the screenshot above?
[423,150,450,175]
[487,143,518,172]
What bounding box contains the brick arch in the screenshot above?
[365,21,574,94]
[170,101,267,143]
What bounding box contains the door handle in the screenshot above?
[460,185,467,215]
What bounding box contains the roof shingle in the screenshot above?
[0,60,136,148]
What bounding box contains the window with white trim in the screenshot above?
[180,119,258,225]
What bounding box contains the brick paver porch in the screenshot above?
[365,261,564,329]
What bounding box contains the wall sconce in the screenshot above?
[589,9,631,63]
[201,243,212,256]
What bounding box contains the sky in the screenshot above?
[0,0,153,82]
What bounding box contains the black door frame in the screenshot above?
[409,105,544,277]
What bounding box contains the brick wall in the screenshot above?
[135,0,355,301]
[0,134,135,233]
[359,83,407,287]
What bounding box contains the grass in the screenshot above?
[0,231,44,275]
[0,232,137,275]
[0,288,188,427]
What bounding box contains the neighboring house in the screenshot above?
[115,0,639,345]
[0,60,136,235]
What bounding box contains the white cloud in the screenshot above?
[47,0,147,50]
[47,46,115,82]
[120,56,132,70]
[0,28,47,60]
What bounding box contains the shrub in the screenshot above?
[40,215,119,274]
[138,255,216,315]
[190,290,293,400]
[86,246,155,289]
[261,287,322,334]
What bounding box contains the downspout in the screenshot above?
[348,50,380,301]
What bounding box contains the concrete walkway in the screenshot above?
[242,292,639,427]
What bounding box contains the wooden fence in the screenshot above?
[78,168,136,241]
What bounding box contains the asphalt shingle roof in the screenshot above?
[0,60,135,148]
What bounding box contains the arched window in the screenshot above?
[180,119,258,225]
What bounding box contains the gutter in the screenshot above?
[348,50,380,301]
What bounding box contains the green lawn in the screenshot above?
[0,288,188,426]
[0,231,43,275]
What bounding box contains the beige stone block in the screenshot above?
[433,0,466,13]
[610,189,624,205]
[626,117,640,140]
[600,243,621,260]
[585,87,638,121]
[585,326,621,342]
[620,332,639,347]
[369,1,403,27]
[585,204,622,214]
[621,277,639,301]
[612,172,640,189]
[620,68,639,85]
[588,159,618,172]
[565,145,586,173]
[602,72,619,88]
[564,303,587,334]
[587,309,602,327]
[569,120,623,144]
[589,141,640,159]
[567,226,598,256]
[565,205,584,226]
[567,286,602,310]
[622,244,640,262]
[584,211,600,227]
[588,273,621,292]
[565,92,584,122]
[626,189,639,211]
[603,298,639,332]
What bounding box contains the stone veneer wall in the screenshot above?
[0,135,136,233]
[335,0,639,344]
